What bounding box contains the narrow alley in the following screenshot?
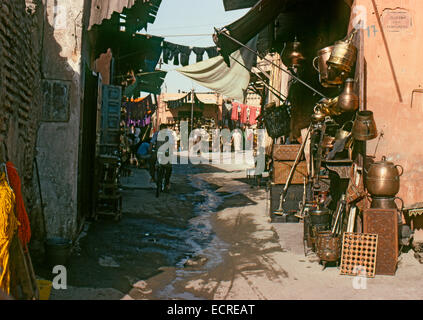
[33,155,423,301]
[1,0,423,307]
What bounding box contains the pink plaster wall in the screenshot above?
[94,48,112,85]
[351,0,423,206]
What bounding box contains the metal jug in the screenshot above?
[335,120,353,140]
[313,46,341,87]
[337,79,359,112]
[352,110,378,141]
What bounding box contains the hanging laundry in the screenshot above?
[178,45,192,67]
[205,46,219,59]
[240,104,248,124]
[192,47,206,63]
[249,107,258,125]
[144,116,151,126]
[0,172,18,295]
[162,41,177,64]
[6,163,31,251]
[172,45,181,65]
[231,102,239,121]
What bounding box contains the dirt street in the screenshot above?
[38,154,423,300]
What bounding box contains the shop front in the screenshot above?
[215,0,421,275]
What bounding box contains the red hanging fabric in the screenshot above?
[240,104,248,124]
[231,102,239,121]
[250,107,257,125]
[6,162,31,250]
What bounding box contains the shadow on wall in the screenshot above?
[0,0,88,262]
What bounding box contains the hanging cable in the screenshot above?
[229,55,287,103]
[215,29,329,100]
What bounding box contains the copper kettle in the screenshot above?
[366,156,404,197]
[337,79,359,112]
[281,37,306,68]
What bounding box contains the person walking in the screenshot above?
[150,124,174,191]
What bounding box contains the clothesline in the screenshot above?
[158,34,212,37]
[115,33,218,67]
[162,40,219,66]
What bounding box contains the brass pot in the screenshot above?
[309,207,332,227]
[282,37,306,68]
[313,46,343,87]
[370,196,404,211]
[316,231,342,262]
[352,111,378,141]
[366,156,404,197]
[327,35,357,74]
[337,79,359,112]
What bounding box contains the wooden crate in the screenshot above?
[269,183,303,213]
[363,209,399,276]
[273,161,308,185]
[273,144,304,161]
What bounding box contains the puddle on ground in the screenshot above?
[37,165,231,298]
[156,174,230,300]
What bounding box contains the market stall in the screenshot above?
[215,0,416,276]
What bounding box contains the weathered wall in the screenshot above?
[94,49,112,85]
[36,0,86,239]
[0,0,44,243]
[351,0,423,207]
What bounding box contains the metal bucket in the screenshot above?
[352,110,378,141]
[45,237,72,267]
[327,40,357,74]
[315,231,342,262]
[309,208,332,227]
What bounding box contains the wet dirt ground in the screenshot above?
[37,159,240,299]
[35,153,423,300]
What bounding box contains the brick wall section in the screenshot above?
[0,1,43,238]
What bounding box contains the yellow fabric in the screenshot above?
[0,173,18,294]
